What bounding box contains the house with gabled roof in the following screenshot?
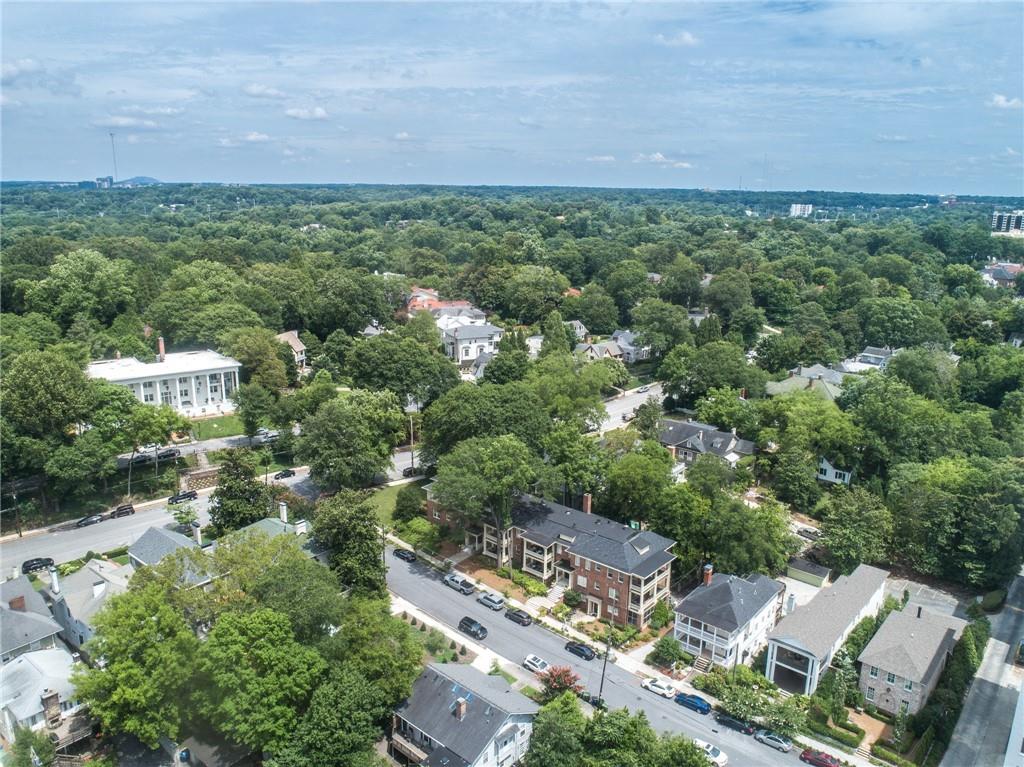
[611,329,652,363]
[574,340,622,361]
[391,663,538,767]
[128,526,199,569]
[858,604,967,716]
[673,565,784,670]
[658,418,755,468]
[275,330,307,370]
[41,559,133,654]
[766,364,847,401]
[1,577,62,663]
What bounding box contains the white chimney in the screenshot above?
[279,502,288,524]
[191,521,202,546]
[49,567,60,595]
[785,593,796,615]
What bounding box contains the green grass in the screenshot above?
[368,479,429,526]
[489,665,517,684]
[191,414,245,441]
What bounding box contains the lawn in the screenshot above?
[192,414,245,441]
[367,479,428,526]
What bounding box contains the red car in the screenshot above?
[800,749,841,767]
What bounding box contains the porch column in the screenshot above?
[765,642,777,683]
[805,657,818,696]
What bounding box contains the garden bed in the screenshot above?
[456,556,532,602]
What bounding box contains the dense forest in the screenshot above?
[3,182,1024,591]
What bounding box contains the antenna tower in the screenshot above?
[109,132,119,182]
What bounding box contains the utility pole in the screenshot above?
[409,413,415,473]
[597,625,613,703]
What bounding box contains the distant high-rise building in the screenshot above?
[95,176,114,189]
[789,204,813,218]
[992,210,1024,238]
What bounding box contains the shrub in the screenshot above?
[805,717,862,748]
[496,566,549,597]
[419,622,427,632]
[648,600,673,630]
[563,589,583,608]
[459,645,467,656]
[837,719,865,737]
[424,629,448,654]
[394,484,426,524]
[692,668,730,698]
[538,665,583,702]
[870,743,916,767]
[647,635,687,668]
[980,589,1006,612]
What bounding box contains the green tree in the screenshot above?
[695,387,759,437]
[233,383,276,441]
[73,583,199,746]
[651,735,712,767]
[220,326,290,391]
[524,692,587,767]
[761,696,806,738]
[631,299,693,357]
[605,259,656,321]
[817,487,893,574]
[565,284,619,335]
[298,390,404,490]
[704,269,753,323]
[507,265,570,323]
[431,435,541,567]
[659,341,767,407]
[1,349,91,438]
[706,497,795,575]
[633,397,664,441]
[25,249,135,328]
[347,334,459,407]
[603,448,673,525]
[659,255,704,308]
[195,608,326,751]
[482,349,531,384]
[393,484,426,524]
[650,483,711,577]
[9,727,57,767]
[313,492,387,594]
[540,310,573,357]
[210,449,272,531]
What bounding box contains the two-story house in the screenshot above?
[610,330,652,363]
[391,663,538,767]
[41,560,133,654]
[817,456,853,486]
[443,323,504,365]
[1,577,62,664]
[435,493,676,630]
[858,604,968,716]
[766,564,888,695]
[658,418,755,469]
[0,648,87,745]
[275,330,307,370]
[673,566,784,670]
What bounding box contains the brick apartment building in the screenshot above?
[425,489,676,629]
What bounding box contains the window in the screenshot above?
[179,377,189,384]
[585,560,591,571]
[143,393,155,403]
[886,671,896,684]
[594,582,600,592]
[836,472,847,482]
[143,381,154,389]
[618,573,624,583]
[433,510,441,520]
[595,565,601,573]
[576,576,588,589]
[608,588,618,601]
[818,466,827,476]
[904,679,913,692]
[866,686,875,701]
[900,700,910,714]
[869,666,879,679]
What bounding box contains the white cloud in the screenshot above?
[242,83,288,99]
[586,155,616,163]
[518,116,543,129]
[243,131,270,142]
[285,106,328,121]
[122,105,184,116]
[1006,147,1021,157]
[2,57,80,95]
[634,152,692,168]
[875,134,910,143]
[1,58,43,83]
[655,30,699,47]
[988,94,1023,109]
[393,131,412,141]
[0,93,23,107]
[91,115,159,129]
[217,138,239,148]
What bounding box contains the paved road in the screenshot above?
[598,384,663,434]
[0,471,317,571]
[942,567,1024,767]
[385,546,798,767]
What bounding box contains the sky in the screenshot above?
[2,1,1023,195]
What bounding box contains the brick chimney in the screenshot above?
[8,595,26,611]
[454,697,468,721]
[582,493,592,514]
[702,563,714,586]
[157,336,166,362]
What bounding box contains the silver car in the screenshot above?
[477,592,506,610]
[754,730,792,753]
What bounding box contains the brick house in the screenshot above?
[425,490,676,629]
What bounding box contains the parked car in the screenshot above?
[621,411,636,422]
[130,453,153,465]
[110,504,135,518]
[393,548,417,563]
[505,608,533,626]
[715,712,755,735]
[641,677,676,698]
[157,448,181,461]
[523,654,549,674]
[274,468,296,479]
[799,749,841,767]
[564,641,596,661]
[674,693,711,715]
[638,384,652,393]
[693,739,728,767]
[798,527,821,541]
[140,443,161,452]
[21,557,54,575]
[477,592,506,611]
[75,514,103,528]
[443,573,476,595]
[168,490,198,504]
[458,616,487,640]
[402,466,417,477]
[754,730,792,752]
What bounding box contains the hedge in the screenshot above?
[871,743,916,767]
[980,589,1006,612]
[805,717,863,748]
[837,719,865,737]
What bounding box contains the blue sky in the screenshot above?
[2,2,1022,194]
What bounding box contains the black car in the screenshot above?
[565,641,596,661]
[75,514,104,528]
[715,712,756,735]
[21,557,54,574]
[505,608,533,626]
[402,466,417,478]
[110,504,135,518]
[157,448,181,461]
[458,616,488,640]
[168,490,198,504]
[393,548,417,562]
[130,453,153,465]
[274,469,296,480]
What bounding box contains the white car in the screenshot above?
[693,739,728,767]
[640,677,676,698]
[523,654,549,674]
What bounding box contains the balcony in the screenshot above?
[391,732,428,763]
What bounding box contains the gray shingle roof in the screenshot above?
[769,564,888,660]
[858,605,967,684]
[674,574,783,633]
[2,577,61,657]
[128,526,198,567]
[395,664,538,766]
[444,323,503,341]
[236,518,327,559]
[2,576,52,619]
[510,495,676,577]
[45,560,133,624]
[658,419,755,460]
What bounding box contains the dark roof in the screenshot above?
[445,323,503,341]
[657,419,755,460]
[510,495,676,577]
[128,526,198,567]
[674,574,783,633]
[395,664,538,766]
[788,557,831,579]
[179,734,254,767]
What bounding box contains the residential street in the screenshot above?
[942,567,1024,767]
[385,546,800,767]
[597,383,664,434]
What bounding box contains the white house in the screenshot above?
[275,330,307,369]
[42,560,133,654]
[817,456,852,486]
[87,340,241,419]
[391,663,538,767]
[766,564,888,695]
[442,323,504,365]
[673,566,784,670]
[611,330,652,363]
[0,648,84,744]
